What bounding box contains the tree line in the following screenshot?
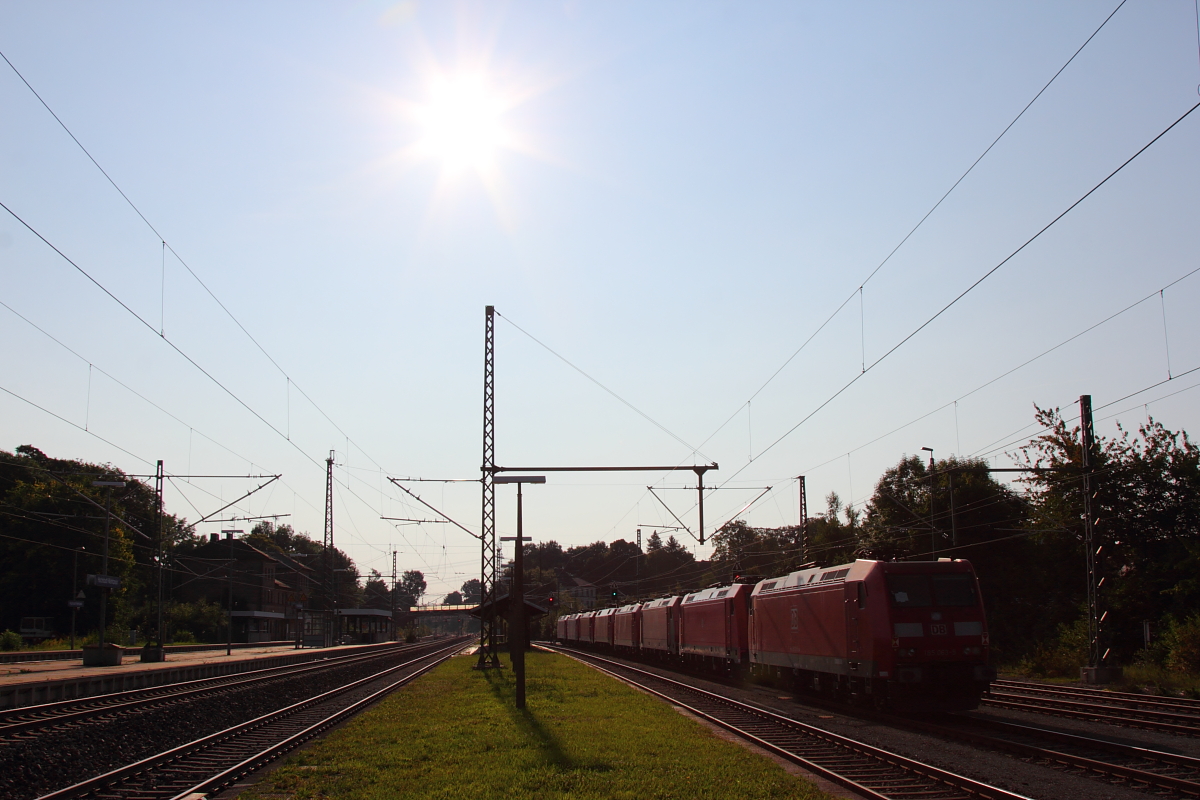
[4,403,1198,673]
[505,408,1200,673]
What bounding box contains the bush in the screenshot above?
[1018,616,1088,678]
[1164,614,1200,674]
[163,600,225,643]
[0,630,23,651]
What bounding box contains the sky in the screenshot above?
[2,1,1199,602]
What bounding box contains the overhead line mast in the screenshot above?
[324,450,336,645]
[478,306,499,668]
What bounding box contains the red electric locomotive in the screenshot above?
[593,607,618,648]
[612,603,642,654]
[750,558,994,711]
[639,595,681,658]
[678,584,751,670]
[556,613,574,643]
[577,610,597,644]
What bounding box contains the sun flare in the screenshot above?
[416,74,508,174]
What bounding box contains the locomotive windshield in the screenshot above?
[887,574,977,607]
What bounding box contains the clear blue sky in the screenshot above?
[2,1,1199,601]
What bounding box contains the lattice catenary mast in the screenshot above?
[324,450,335,631]
[478,306,500,667]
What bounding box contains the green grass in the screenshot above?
[1116,663,1200,698]
[238,650,833,800]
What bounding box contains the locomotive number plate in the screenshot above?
[930,623,948,636]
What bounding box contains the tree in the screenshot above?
[1016,407,1200,663]
[802,492,859,566]
[860,455,1032,659]
[443,590,463,604]
[460,578,481,604]
[525,540,566,572]
[0,445,180,639]
[645,531,663,552]
[710,520,806,583]
[393,570,426,609]
[363,569,390,610]
[243,520,360,610]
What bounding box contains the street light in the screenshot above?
[920,448,935,558]
[495,474,545,710]
[92,480,125,656]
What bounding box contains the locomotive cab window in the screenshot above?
[931,574,977,607]
[886,574,977,608]
[886,575,933,607]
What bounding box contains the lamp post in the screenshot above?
[920,448,935,558]
[92,480,125,653]
[496,474,545,710]
[222,529,243,655]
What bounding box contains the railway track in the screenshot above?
[543,645,1032,800]
[984,680,1200,736]
[0,641,433,739]
[35,638,469,800]
[852,706,1200,797]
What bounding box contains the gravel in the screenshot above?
[0,652,416,800]
[577,651,1178,800]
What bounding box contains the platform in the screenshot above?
[0,640,401,709]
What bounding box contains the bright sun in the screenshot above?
[415,74,507,174]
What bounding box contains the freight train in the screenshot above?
[555,558,995,711]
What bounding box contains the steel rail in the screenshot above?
[544,645,1031,800]
[871,709,1200,796]
[949,714,1200,794]
[984,690,1200,736]
[0,641,424,737]
[992,679,1200,713]
[772,679,1200,796]
[35,638,469,800]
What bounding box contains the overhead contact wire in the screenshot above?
[694,0,1129,455]
[716,98,1200,491]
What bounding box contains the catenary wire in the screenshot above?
[714,98,1200,494]
[496,311,711,462]
[0,47,397,483]
[692,0,1130,455]
[1,199,447,565]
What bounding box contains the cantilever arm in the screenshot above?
[387,477,481,540]
[646,487,696,541]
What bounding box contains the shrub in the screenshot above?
[0,630,23,651]
[1018,615,1088,678]
[1164,614,1200,674]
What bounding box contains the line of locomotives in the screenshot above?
[555,558,997,711]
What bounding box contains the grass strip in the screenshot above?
[238,649,833,800]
